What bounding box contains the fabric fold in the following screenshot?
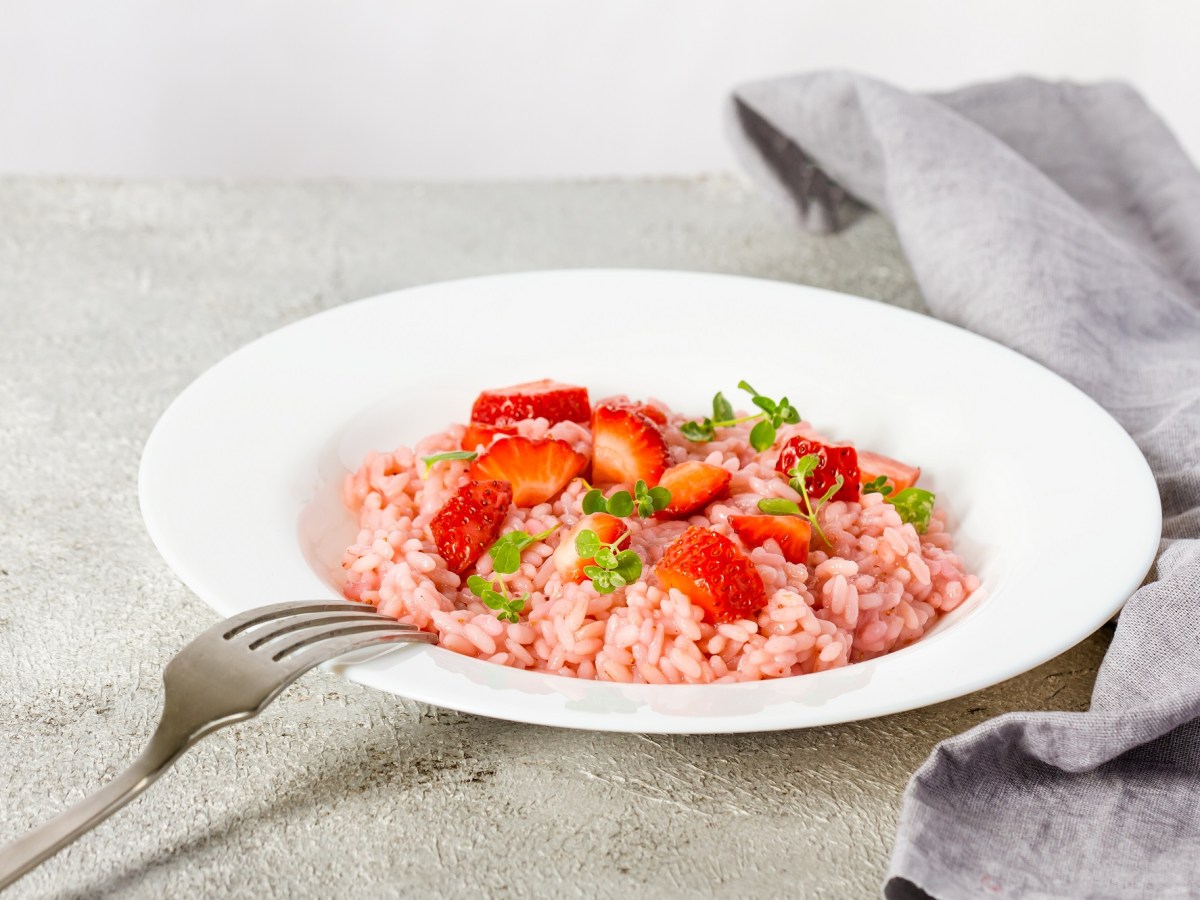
[728,72,1200,899]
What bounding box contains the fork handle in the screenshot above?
[0,725,188,891]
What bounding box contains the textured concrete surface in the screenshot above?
[0,177,1112,899]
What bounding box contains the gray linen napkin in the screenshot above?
[728,72,1200,899]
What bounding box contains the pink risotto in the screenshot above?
[340,379,978,684]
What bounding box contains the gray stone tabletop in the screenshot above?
[0,177,1112,899]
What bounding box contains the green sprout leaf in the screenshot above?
[889,488,936,533]
[777,399,800,425]
[488,526,557,575]
[499,593,528,623]
[489,542,521,576]
[862,475,893,497]
[749,419,777,451]
[574,526,641,594]
[613,549,643,583]
[680,419,715,443]
[575,528,602,558]
[757,498,802,516]
[712,392,734,422]
[607,491,634,518]
[420,450,478,474]
[631,480,670,518]
[816,474,845,508]
[786,454,821,493]
[466,574,491,597]
[480,589,506,610]
[582,484,670,522]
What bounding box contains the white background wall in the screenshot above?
[3,0,1199,179]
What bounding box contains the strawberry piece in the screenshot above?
[654,461,732,519]
[596,395,668,426]
[468,436,587,507]
[591,404,670,486]
[430,480,513,575]
[460,422,515,451]
[858,450,921,493]
[728,515,812,564]
[470,379,590,426]
[654,526,766,623]
[552,513,627,583]
[632,403,667,426]
[776,436,860,503]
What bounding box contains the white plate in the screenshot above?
[139,270,1160,733]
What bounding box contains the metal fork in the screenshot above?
[0,600,436,890]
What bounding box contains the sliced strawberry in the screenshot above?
[596,395,668,426]
[468,436,586,507]
[633,403,667,426]
[729,515,811,564]
[470,379,590,426]
[654,526,766,623]
[460,422,515,451]
[430,480,513,575]
[591,404,670,486]
[858,449,921,493]
[654,461,732,519]
[776,436,860,503]
[552,513,627,583]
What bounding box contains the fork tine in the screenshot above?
[219,601,387,640]
[270,620,432,662]
[220,601,355,639]
[279,627,436,680]
[245,612,422,650]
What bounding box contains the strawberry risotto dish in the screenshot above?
[340,379,979,684]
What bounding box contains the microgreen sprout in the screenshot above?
[574,528,642,594]
[681,381,800,451]
[466,574,526,624]
[581,480,671,519]
[858,476,935,532]
[861,475,893,497]
[488,526,557,574]
[756,453,843,545]
[467,526,557,622]
[420,450,477,474]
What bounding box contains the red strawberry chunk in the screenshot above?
[468,436,586,507]
[552,512,627,583]
[470,379,590,426]
[654,461,732,519]
[776,436,860,503]
[654,526,766,623]
[728,515,812,565]
[591,404,670,486]
[460,422,515,451]
[430,480,513,575]
[596,395,668,426]
[857,450,921,492]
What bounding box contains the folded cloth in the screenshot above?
[728,72,1200,899]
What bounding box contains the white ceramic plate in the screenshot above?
[139,270,1160,733]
